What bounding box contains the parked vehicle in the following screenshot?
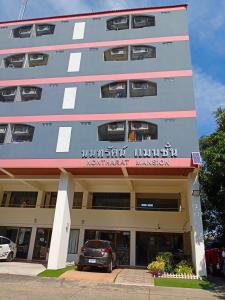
[0,236,17,262]
[77,240,116,273]
[205,241,225,275]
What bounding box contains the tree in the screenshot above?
[199,107,225,239]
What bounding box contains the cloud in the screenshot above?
[193,68,225,136]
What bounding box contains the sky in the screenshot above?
[0,0,224,137]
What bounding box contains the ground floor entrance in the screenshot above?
[0,226,31,259]
[32,228,52,260]
[136,232,185,266]
[84,229,130,266]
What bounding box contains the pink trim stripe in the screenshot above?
[0,6,186,27]
[0,157,192,169]
[0,35,189,55]
[0,70,193,87]
[0,111,196,123]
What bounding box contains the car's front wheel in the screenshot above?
[6,252,14,262]
[107,260,112,273]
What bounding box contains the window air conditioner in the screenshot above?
[37,25,51,32]
[132,47,148,54]
[29,54,44,61]
[21,88,37,95]
[131,123,148,130]
[132,82,148,90]
[13,127,29,135]
[108,124,125,131]
[0,127,7,134]
[113,17,127,25]
[111,48,125,55]
[2,89,16,97]
[109,83,125,90]
[10,56,25,63]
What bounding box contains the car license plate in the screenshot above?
[88,259,96,263]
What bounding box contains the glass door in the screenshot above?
[33,228,52,260]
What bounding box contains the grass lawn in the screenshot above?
[154,278,215,290]
[38,265,75,277]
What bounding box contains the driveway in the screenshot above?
[0,262,46,276]
[61,267,121,283]
[0,274,223,300]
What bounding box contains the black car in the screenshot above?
[77,240,116,273]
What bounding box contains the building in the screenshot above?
[0,4,207,276]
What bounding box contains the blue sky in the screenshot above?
[0,0,224,137]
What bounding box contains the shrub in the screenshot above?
[158,252,173,273]
[147,256,165,277]
[174,260,193,275]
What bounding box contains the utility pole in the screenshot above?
[18,0,29,20]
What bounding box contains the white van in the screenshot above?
[0,236,17,261]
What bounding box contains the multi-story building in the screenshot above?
[0,4,206,276]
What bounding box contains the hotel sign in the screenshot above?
[81,143,178,167]
[81,143,178,159]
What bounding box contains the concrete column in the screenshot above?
[130,229,136,266]
[77,227,85,254]
[130,192,136,211]
[47,173,74,269]
[187,174,207,277]
[36,191,44,208]
[27,226,37,260]
[82,191,89,209]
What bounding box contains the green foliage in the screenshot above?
[38,265,74,277]
[147,256,165,277]
[199,107,225,239]
[158,252,173,272]
[154,278,215,290]
[174,260,193,275]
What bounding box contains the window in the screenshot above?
[0,124,8,144]
[73,192,83,209]
[42,192,57,208]
[0,87,17,102]
[13,25,33,38]
[4,54,26,68]
[128,121,157,141]
[12,24,55,38]
[132,15,155,28]
[90,193,130,210]
[35,24,55,36]
[107,15,129,30]
[68,229,79,254]
[98,121,126,142]
[136,193,181,211]
[20,86,42,101]
[101,81,127,98]
[1,191,38,208]
[28,53,48,67]
[104,46,128,61]
[130,45,156,60]
[130,80,157,97]
[11,124,34,143]
[0,237,10,245]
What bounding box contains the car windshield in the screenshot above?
[85,240,109,249]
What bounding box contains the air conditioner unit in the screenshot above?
[113,17,128,25]
[132,47,148,54]
[109,83,126,91]
[29,54,44,61]
[21,88,37,95]
[131,123,148,130]
[134,16,148,24]
[0,127,7,134]
[2,89,16,97]
[132,82,148,90]
[9,56,25,63]
[111,48,125,55]
[108,124,125,132]
[19,28,32,35]
[37,25,51,32]
[13,127,29,135]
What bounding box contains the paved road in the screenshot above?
[0,274,224,300]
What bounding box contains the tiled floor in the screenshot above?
[115,269,154,286]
